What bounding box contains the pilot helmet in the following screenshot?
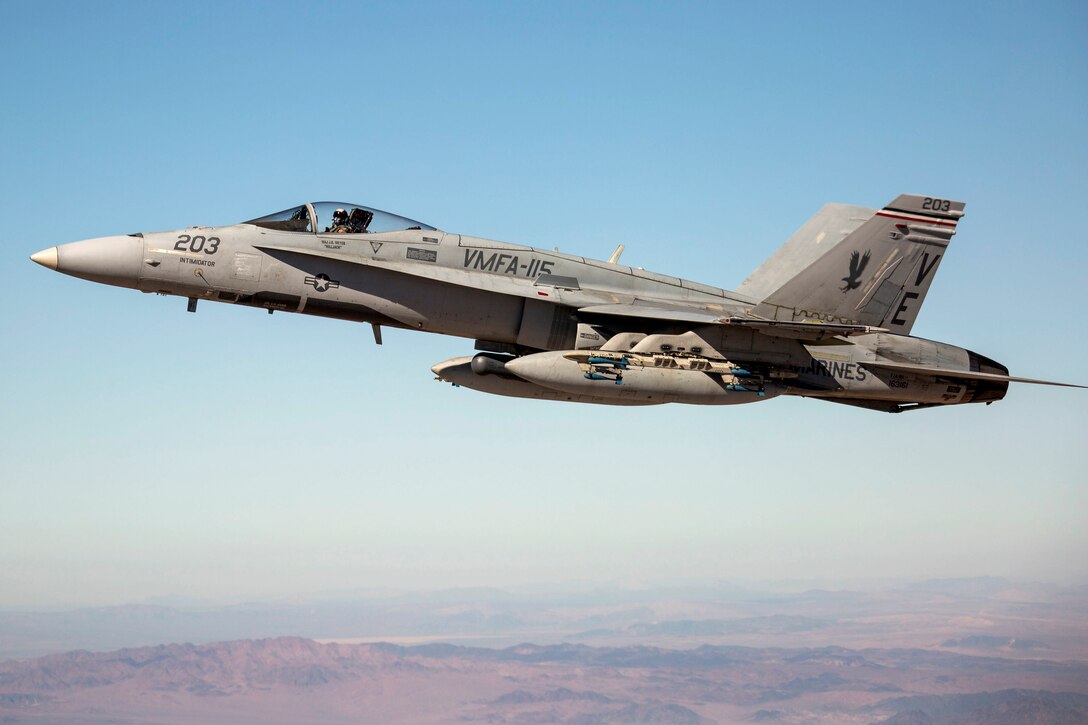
[333,208,348,223]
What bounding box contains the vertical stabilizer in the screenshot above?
[749,194,964,334]
[737,203,874,302]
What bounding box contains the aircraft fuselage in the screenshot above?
[33,197,1076,411]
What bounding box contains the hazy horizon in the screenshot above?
[3,574,1088,723]
[0,573,1082,613]
[2,574,1084,657]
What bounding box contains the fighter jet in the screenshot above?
[29,195,1083,411]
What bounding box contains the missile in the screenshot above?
[504,351,782,405]
[586,356,629,369]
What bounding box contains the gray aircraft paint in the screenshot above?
[736,202,873,302]
[29,195,1083,413]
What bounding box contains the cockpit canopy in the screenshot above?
[244,202,436,234]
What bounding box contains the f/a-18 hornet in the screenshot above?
[30,195,1083,411]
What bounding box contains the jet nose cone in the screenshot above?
[30,247,59,270]
[47,235,145,289]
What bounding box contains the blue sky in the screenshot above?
[1,1,1085,607]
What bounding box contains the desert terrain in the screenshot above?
[1,578,1086,724]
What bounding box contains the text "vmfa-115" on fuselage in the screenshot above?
[30,196,1083,412]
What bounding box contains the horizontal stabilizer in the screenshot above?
[862,360,1086,388]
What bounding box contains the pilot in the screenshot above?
[326,208,350,233]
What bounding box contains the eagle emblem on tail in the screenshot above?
[841,249,870,292]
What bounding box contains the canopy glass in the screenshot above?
[244,202,435,234]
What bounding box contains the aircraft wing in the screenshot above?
[719,318,884,338]
[862,360,1087,388]
[256,243,754,318]
[576,302,733,325]
[254,243,622,306]
[256,243,884,339]
[578,303,881,339]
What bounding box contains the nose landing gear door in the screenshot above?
[231,252,263,292]
[204,251,264,304]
